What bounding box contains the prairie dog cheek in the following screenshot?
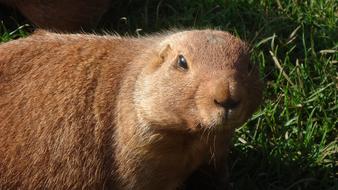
[134,74,181,125]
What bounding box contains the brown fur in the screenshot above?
[0,29,263,190]
[0,0,111,31]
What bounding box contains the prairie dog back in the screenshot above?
[0,31,146,189]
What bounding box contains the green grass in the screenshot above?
[1,0,337,189]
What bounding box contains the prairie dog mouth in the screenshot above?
[206,108,240,129]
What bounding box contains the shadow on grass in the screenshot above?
[227,147,337,190]
[0,3,28,30]
[183,144,336,190]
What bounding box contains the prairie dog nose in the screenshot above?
[214,98,240,109]
[213,80,240,109]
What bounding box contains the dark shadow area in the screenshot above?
[183,144,337,190]
[0,4,29,31]
[227,146,337,190]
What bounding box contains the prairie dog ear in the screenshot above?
[144,44,172,74]
[159,44,172,59]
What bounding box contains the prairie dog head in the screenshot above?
[134,30,262,131]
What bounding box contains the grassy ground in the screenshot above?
[1,0,337,189]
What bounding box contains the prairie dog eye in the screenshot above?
[177,55,188,70]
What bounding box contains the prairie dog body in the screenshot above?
[0,0,111,31]
[0,30,262,189]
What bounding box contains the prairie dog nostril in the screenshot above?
[214,98,240,109]
[212,80,241,110]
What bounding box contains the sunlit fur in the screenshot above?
[0,29,262,189]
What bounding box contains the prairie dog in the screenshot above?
[0,29,262,189]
